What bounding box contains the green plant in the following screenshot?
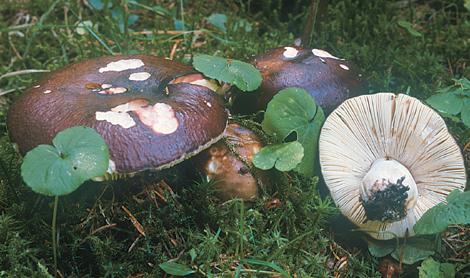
[253,87,325,177]
[192,54,262,91]
[426,77,470,128]
[418,257,455,278]
[413,189,470,235]
[20,126,109,277]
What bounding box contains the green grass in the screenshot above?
[0,0,469,277]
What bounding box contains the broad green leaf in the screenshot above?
[364,237,396,258]
[21,126,109,196]
[159,262,195,276]
[426,91,462,115]
[262,88,325,177]
[193,55,262,91]
[206,13,227,32]
[461,99,470,128]
[398,21,422,37]
[391,238,435,265]
[253,141,304,172]
[419,257,455,278]
[413,190,470,235]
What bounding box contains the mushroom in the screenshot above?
[7,54,229,178]
[319,93,467,240]
[229,46,368,116]
[191,123,270,204]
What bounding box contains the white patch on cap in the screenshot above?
[95,110,135,128]
[206,101,212,108]
[107,87,127,94]
[135,102,179,134]
[101,84,113,89]
[312,49,341,60]
[129,72,151,81]
[44,90,52,94]
[34,85,41,88]
[95,99,150,128]
[339,64,349,70]
[99,59,144,73]
[283,47,298,58]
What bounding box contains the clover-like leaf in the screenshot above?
[262,87,325,177]
[159,262,195,276]
[21,126,109,196]
[253,141,304,172]
[413,189,470,235]
[193,55,262,91]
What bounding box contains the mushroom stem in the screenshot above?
[359,158,418,223]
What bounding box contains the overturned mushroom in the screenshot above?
[192,123,271,204]
[7,54,229,178]
[229,46,368,116]
[319,93,466,240]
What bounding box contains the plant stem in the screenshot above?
[300,0,329,47]
[52,195,59,278]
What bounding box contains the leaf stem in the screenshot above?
[52,195,59,278]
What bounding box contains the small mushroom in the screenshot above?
[7,54,229,177]
[229,46,368,116]
[319,93,466,240]
[192,123,270,204]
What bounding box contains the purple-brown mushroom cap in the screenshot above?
[229,46,368,116]
[7,54,229,174]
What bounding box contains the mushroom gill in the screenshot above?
[319,93,467,240]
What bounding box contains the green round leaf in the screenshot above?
[253,141,304,172]
[193,55,262,91]
[262,87,325,177]
[21,126,110,196]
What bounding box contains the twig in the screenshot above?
[75,223,117,247]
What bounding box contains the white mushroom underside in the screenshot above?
[319,93,466,240]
